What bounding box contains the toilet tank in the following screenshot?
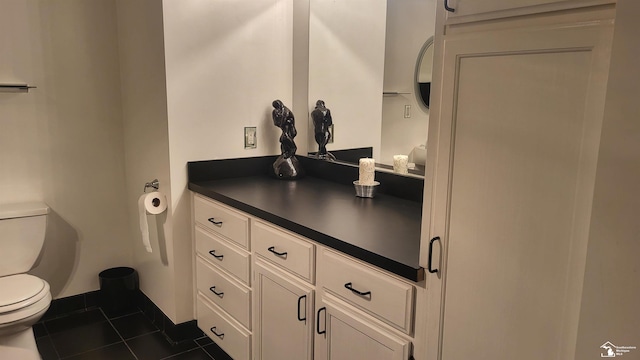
[0,202,49,277]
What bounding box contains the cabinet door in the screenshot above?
[253,260,314,360]
[425,23,613,360]
[315,297,410,360]
[443,0,610,20]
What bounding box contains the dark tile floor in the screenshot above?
[35,308,221,360]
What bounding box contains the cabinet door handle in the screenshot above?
[207,217,223,226]
[344,282,371,297]
[297,295,306,322]
[316,307,326,335]
[444,0,455,12]
[267,246,288,258]
[209,250,224,260]
[209,286,224,298]
[428,236,440,274]
[210,326,224,339]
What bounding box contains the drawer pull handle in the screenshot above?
[297,295,306,322]
[209,250,224,260]
[316,307,326,335]
[344,282,371,297]
[209,286,224,298]
[207,218,223,227]
[268,246,288,258]
[428,237,440,274]
[444,0,455,12]
[210,326,224,339]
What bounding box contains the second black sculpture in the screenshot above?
[311,100,336,160]
[271,99,303,179]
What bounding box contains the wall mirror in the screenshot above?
[416,37,434,109]
[307,0,436,177]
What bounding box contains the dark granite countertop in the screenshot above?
[189,175,424,282]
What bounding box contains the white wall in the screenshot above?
[1,0,132,298]
[161,0,295,322]
[380,0,435,166]
[308,0,386,160]
[575,1,640,357]
[293,0,310,139]
[0,1,44,205]
[115,0,180,321]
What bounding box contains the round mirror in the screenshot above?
[415,37,434,109]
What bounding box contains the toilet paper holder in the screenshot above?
[143,179,159,193]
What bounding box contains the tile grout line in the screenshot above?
[157,339,216,360]
[57,341,127,360]
[54,308,131,359]
[102,308,140,360]
[38,304,214,360]
[41,321,63,360]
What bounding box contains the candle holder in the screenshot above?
[353,181,380,198]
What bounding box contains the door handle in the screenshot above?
[428,236,440,274]
[444,0,455,12]
[316,307,326,335]
[344,282,371,297]
[210,326,224,339]
[268,246,288,258]
[207,217,223,226]
[297,295,306,322]
[209,250,224,260]
[209,286,224,298]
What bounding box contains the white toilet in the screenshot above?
[0,202,52,359]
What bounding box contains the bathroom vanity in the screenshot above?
[188,157,425,360]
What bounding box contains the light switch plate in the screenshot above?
[244,127,257,149]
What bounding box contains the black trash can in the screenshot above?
[99,267,139,317]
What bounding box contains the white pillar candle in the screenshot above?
[358,158,376,185]
[393,155,409,174]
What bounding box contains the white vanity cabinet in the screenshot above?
[318,249,414,335]
[252,221,315,284]
[315,248,414,360]
[252,220,316,360]
[315,296,411,360]
[425,2,619,359]
[252,221,416,360]
[193,194,418,360]
[193,195,252,360]
[253,259,315,360]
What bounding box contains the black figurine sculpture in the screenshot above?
[311,100,336,160]
[271,100,303,179]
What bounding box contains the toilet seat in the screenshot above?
[0,274,51,325]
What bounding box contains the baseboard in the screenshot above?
[41,290,101,321]
[134,290,204,344]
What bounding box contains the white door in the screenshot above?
[315,296,410,360]
[253,259,314,360]
[424,23,613,360]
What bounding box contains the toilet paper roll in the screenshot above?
[138,191,167,253]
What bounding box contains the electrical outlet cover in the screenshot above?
[244,127,257,149]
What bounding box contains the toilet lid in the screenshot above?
[0,274,46,310]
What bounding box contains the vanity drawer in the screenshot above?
[318,248,414,334]
[194,195,249,250]
[252,220,315,283]
[197,296,251,360]
[196,256,251,329]
[195,226,250,285]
